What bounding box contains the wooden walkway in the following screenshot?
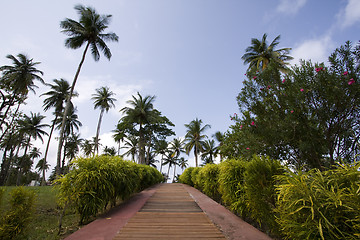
[113,183,226,239]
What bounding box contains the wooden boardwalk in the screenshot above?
[113,183,226,239]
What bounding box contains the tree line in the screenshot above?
[0,5,222,186]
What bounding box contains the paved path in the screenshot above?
[65,183,272,240]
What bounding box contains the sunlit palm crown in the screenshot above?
[92,86,116,112]
[241,33,293,74]
[184,118,211,154]
[60,4,119,61]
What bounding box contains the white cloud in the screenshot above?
[338,0,360,28]
[291,35,334,65]
[277,0,307,15]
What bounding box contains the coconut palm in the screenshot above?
[169,138,185,158]
[112,121,127,155]
[213,131,224,161]
[178,157,188,173]
[103,146,117,156]
[0,53,44,130]
[56,5,118,175]
[16,112,49,185]
[41,78,72,184]
[184,118,211,167]
[64,133,83,162]
[123,135,138,162]
[201,139,218,165]
[82,139,94,157]
[92,86,116,155]
[153,139,168,173]
[120,93,156,164]
[241,33,293,74]
[162,150,178,182]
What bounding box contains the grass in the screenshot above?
[0,186,80,240]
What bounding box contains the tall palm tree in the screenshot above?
[57,5,118,175]
[41,78,72,184]
[123,135,138,162]
[92,86,116,155]
[201,139,218,165]
[55,106,82,170]
[178,157,188,173]
[112,121,127,155]
[82,139,94,157]
[241,33,293,74]
[0,53,44,129]
[162,150,178,182]
[103,146,117,156]
[169,138,185,158]
[153,139,168,173]
[121,93,156,164]
[64,133,83,162]
[213,131,224,161]
[184,118,211,167]
[17,112,49,185]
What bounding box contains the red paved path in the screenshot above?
[64,183,272,240]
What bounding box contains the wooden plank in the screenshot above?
[113,183,227,239]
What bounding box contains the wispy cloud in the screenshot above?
[337,0,360,29]
[277,0,307,15]
[290,35,334,65]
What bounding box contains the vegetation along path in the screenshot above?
[66,183,271,240]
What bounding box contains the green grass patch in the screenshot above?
[0,186,79,240]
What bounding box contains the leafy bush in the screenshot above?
[56,155,163,224]
[218,159,248,217]
[198,164,221,201]
[190,167,202,189]
[179,167,195,186]
[244,156,283,234]
[275,163,360,240]
[0,187,35,240]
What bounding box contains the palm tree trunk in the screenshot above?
[16,138,30,185]
[56,42,90,176]
[138,124,145,164]
[172,163,177,182]
[160,155,164,173]
[0,103,21,143]
[41,117,57,185]
[167,163,172,181]
[194,147,198,167]
[94,109,104,155]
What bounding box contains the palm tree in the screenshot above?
[64,133,83,162]
[201,139,218,165]
[41,78,72,184]
[169,138,185,158]
[57,5,118,175]
[0,54,44,130]
[213,131,224,161]
[112,121,127,155]
[120,93,156,164]
[103,146,117,156]
[55,106,82,170]
[184,118,211,167]
[178,157,188,173]
[241,33,293,74]
[153,139,168,173]
[82,139,94,157]
[92,86,116,155]
[123,135,138,162]
[162,150,177,182]
[36,158,50,179]
[17,112,49,185]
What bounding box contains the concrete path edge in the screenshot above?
[183,184,272,240]
[64,184,160,240]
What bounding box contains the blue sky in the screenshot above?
[0,0,359,177]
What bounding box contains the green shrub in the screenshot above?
[190,167,202,190]
[244,155,283,235]
[218,159,248,217]
[179,167,195,186]
[198,164,221,201]
[275,163,360,240]
[56,155,163,224]
[0,187,35,240]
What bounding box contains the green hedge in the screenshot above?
[0,187,36,240]
[179,156,360,239]
[56,155,163,224]
[275,163,360,240]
